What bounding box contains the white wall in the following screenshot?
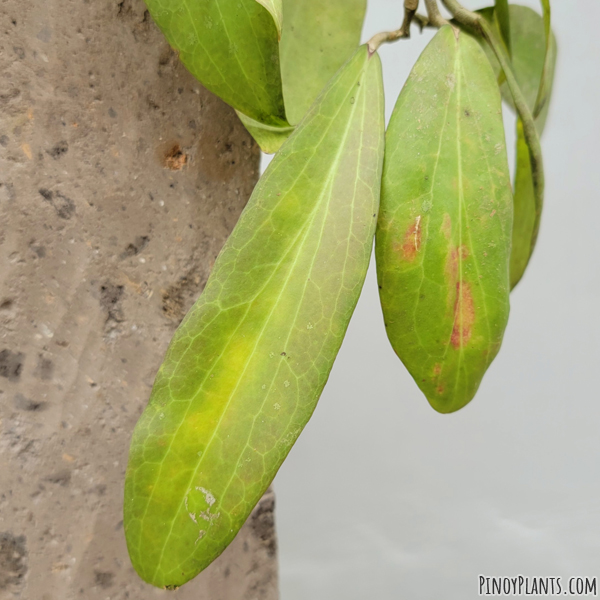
[266,1,600,598]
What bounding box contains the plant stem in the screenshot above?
[413,13,431,30]
[404,0,420,31]
[440,0,545,249]
[368,0,438,53]
[424,0,449,27]
[440,0,479,27]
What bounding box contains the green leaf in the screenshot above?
[479,5,557,288]
[125,45,384,588]
[244,0,368,152]
[510,118,536,288]
[479,5,557,124]
[494,0,512,56]
[144,0,287,126]
[236,110,295,154]
[505,5,556,287]
[375,26,513,414]
[477,6,556,287]
[279,0,367,125]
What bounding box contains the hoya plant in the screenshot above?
[124,0,556,589]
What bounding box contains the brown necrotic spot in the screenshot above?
[441,213,452,240]
[395,216,422,261]
[445,245,469,286]
[451,281,475,348]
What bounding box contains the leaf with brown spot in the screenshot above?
[376,26,513,413]
[395,216,422,262]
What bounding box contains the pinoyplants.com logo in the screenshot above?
[478,576,598,596]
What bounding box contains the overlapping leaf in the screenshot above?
[144,0,287,126]
[236,110,296,155]
[494,0,512,56]
[255,0,283,35]
[280,0,367,126]
[510,118,537,287]
[480,5,556,125]
[479,5,556,287]
[534,0,552,118]
[144,0,368,153]
[376,26,513,413]
[248,0,368,152]
[124,46,384,588]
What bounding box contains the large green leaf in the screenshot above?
[144,0,287,126]
[279,0,367,126]
[376,26,513,414]
[125,45,384,588]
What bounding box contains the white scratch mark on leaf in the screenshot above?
[196,486,216,507]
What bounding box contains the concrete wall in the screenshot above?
[0,1,278,598]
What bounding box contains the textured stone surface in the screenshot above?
[0,0,278,598]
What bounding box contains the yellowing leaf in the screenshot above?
[376,26,513,413]
[125,46,384,588]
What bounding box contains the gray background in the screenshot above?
[265,1,600,598]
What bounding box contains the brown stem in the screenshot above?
[424,0,449,27]
[368,0,443,53]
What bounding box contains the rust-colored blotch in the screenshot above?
[395,216,422,261]
[446,244,470,282]
[451,281,475,348]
